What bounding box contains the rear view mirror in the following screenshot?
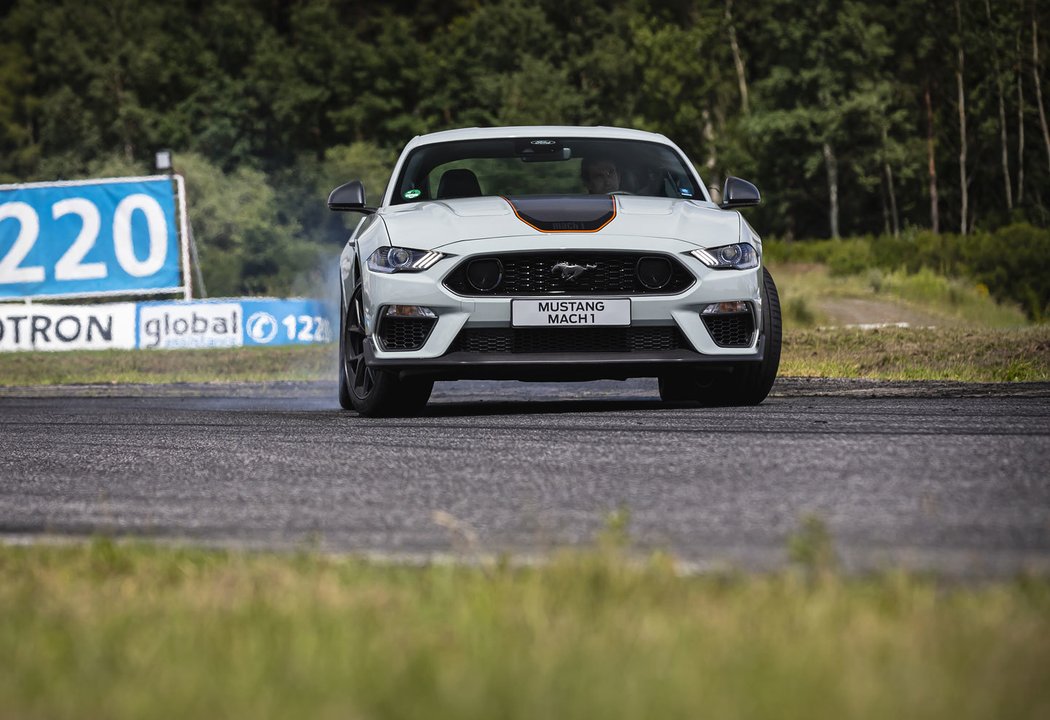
[328,180,374,213]
[720,176,761,209]
[516,138,571,162]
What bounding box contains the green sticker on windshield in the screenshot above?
[404,188,422,199]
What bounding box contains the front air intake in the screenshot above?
[702,312,755,348]
[377,317,436,351]
[449,326,686,354]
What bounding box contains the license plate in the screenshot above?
[511,298,631,327]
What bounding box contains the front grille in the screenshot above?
[703,312,755,347]
[378,317,436,351]
[443,252,694,296]
[450,326,687,354]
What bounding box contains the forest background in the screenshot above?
[1,0,1049,316]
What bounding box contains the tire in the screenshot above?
[659,267,782,406]
[337,285,354,410]
[339,281,433,417]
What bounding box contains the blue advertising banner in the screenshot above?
[240,298,334,347]
[134,298,334,350]
[0,176,186,300]
[1,297,335,352]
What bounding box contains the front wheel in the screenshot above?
[659,267,782,406]
[338,283,433,417]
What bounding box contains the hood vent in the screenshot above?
[504,195,616,233]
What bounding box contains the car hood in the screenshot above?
[377,195,744,251]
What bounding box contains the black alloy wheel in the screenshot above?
[337,285,353,410]
[338,280,433,417]
[344,283,376,401]
[659,267,782,406]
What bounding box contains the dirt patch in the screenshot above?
[815,297,949,328]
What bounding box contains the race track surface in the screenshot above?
[2,378,1049,576]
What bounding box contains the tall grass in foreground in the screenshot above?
[1,539,1048,720]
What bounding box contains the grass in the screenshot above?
[767,261,1050,381]
[769,261,1030,329]
[0,344,335,386]
[1,538,1048,720]
[781,325,1050,381]
[0,326,1047,386]
[1,262,1047,386]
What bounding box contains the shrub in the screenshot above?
[825,239,873,276]
[767,223,1050,320]
[785,297,817,326]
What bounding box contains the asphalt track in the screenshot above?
[2,378,1049,577]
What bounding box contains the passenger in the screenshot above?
[624,165,664,196]
[581,156,620,194]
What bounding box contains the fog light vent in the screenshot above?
[700,302,755,347]
[378,309,437,351]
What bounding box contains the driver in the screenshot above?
[626,165,664,196]
[581,156,620,194]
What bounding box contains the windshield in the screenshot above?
[390,137,702,205]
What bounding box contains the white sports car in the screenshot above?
[329,126,780,416]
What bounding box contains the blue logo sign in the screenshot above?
[240,298,333,347]
[245,311,279,344]
[0,176,184,300]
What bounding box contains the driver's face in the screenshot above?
[585,161,619,194]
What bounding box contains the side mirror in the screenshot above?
[328,180,374,213]
[720,176,761,209]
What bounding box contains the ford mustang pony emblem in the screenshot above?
[551,262,598,281]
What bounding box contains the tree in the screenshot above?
[746,0,894,238]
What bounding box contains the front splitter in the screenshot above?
[364,338,764,382]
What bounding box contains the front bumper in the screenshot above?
[358,237,764,379]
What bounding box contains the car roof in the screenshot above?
[402,125,676,152]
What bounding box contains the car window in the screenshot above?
[426,158,584,197]
[392,138,701,204]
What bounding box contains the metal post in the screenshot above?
[187,219,207,299]
[174,174,192,300]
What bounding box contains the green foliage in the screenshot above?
[784,296,819,327]
[2,0,1050,293]
[175,153,319,296]
[825,239,875,276]
[768,224,1050,320]
[276,142,398,248]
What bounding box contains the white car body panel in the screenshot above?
[375,195,746,252]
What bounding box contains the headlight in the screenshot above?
[367,247,444,273]
[688,243,759,270]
